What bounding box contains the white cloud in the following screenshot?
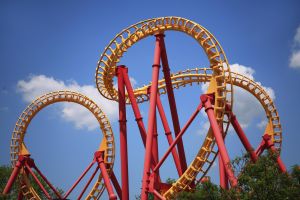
[196,120,210,136]
[17,74,119,131]
[201,64,275,130]
[230,63,255,80]
[289,25,300,68]
[294,26,300,45]
[289,51,300,68]
[257,120,267,130]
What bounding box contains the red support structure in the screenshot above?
[2,157,23,195]
[110,171,122,200]
[158,33,187,172]
[3,155,62,199]
[121,66,147,146]
[117,66,130,200]
[141,34,161,200]
[255,134,287,173]
[156,94,183,176]
[201,94,238,187]
[152,111,160,195]
[153,103,203,173]
[95,152,117,200]
[218,154,229,189]
[25,163,51,200]
[77,166,99,200]
[64,160,96,199]
[32,164,63,199]
[218,124,229,189]
[227,107,258,162]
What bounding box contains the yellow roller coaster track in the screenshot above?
[10,91,115,200]
[95,16,233,198]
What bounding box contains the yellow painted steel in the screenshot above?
[96,17,233,199]
[7,16,282,199]
[10,91,115,200]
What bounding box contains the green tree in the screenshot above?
[0,165,63,200]
[175,153,300,200]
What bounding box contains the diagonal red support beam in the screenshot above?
[110,171,122,200]
[25,162,51,200]
[77,165,99,200]
[2,156,24,195]
[158,33,188,172]
[95,152,117,200]
[256,134,287,173]
[201,94,237,187]
[32,164,63,199]
[120,66,147,146]
[156,94,183,176]
[226,105,258,162]
[64,159,96,199]
[153,102,203,173]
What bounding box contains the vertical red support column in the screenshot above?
[201,94,237,187]
[117,66,129,200]
[229,110,258,162]
[152,111,160,199]
[159,34,187,172]
[141,34,161,200]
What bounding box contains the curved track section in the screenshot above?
[134,68,282,198]
[10,91,115,200]
[96,17,233,198]
[95,16,233,115]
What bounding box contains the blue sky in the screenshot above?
[1,0,300,198]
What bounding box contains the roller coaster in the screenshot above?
[2,17,286,200]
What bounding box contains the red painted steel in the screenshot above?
[201,94,238,187]
[2,158,23,194]
[153,189,166,200]
[159,33,188,172]
[153,103,203,173]
[110,171,122,200]
[229,111,258,162]
[77,166,99,200]
[218,154,229,189]
[64,160,96,199]
[117,66,130,200]
[262,135,287,173]
[156,94,183,176]
[96,152,117,200]
[25,163,51,199]
[33,164,63,199]
[141,35,161,200]
[121,66,147,146]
